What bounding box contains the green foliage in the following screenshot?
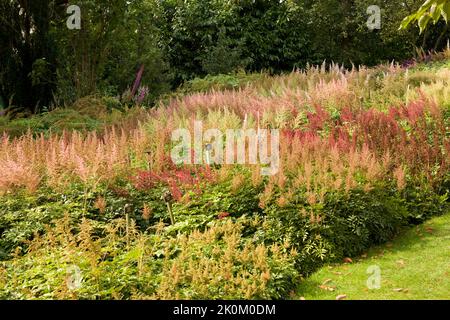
[0,181,181,260]
[200,32,251,75]
[0,101,148,137]
[0,0,171,112]
[160,0,309,82]
[0,0,56,112]
[157,0,449,82]
[322,188,408,256]
[400,0,450,33]
[262,183,446,277]
[0,216,299,300]
[403,185,448,223]
[176,72,268,95]
[167,179,264,234]
[305,0,423,66]
[53,0,171,105]
[0,176,446,297]
[0,110,100,137]
[0,191,85,259]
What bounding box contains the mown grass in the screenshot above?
[297,211,450,300]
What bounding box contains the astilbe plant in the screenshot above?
[2,59,447,196]
[142,219,298,300]
[0,216,298,300]
[0,126,151,193]
[268,94,448,203]
[134,165,216,201]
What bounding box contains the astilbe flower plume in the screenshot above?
[134,165,216,201]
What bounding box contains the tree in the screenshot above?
[52,0,171,105]
[54,0,139,101]
[303,0,425,66]
[159,0,309,83]
[0,0,58,113]
[0,0,172,112]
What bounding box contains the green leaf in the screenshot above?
[430,4,442,23]
[441,2,450,22]
[418,14,432,33]
[399,14,417,30]
[419,0,437,12]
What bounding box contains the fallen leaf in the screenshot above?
[343,257,353,263]
[322,278,333,285]
[318,284,336,291]
[396,259,405,267]
[299,297,306,301]
[393,288,404,292]
[331,271,343,275]
[425,227,434,234]
[336,294,347,300]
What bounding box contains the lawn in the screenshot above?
[298,212,450,300]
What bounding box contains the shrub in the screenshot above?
[321,187,408,256]
[176,72,268,95]
[403,185,448,224]
[168,178,264,234]
[262,184,424,276]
